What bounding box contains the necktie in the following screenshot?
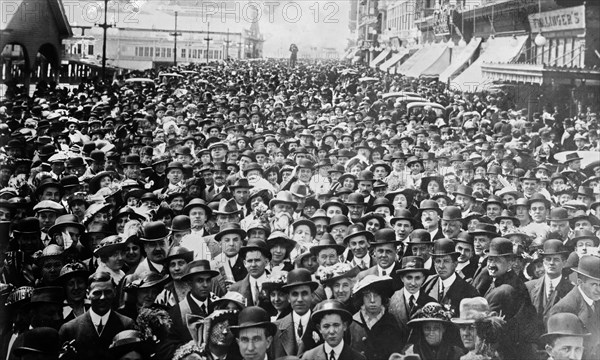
[254,282,261,305]
[439,282,445,300]
[329,349,336,360]
[200,304,207,315]
[97,319,104,335]
[297,319,303,338]
[409,295,416,310]
[382,270,386,276]
[547,282,554,301]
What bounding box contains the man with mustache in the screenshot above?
[454,231,478,280]
[134,221,170,276]
[484,237,541,360]
[468,223,499,294]
[229,238,271,309]
[419,200,444,241]
[453,185,476,217]
[405,229,435,275]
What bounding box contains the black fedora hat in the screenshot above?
[239,238,271,260]
[170,215,191,232]
[343,223,374,245]
[229,306,276,335]
[281,268,319,292]
[215,223,247,242]
[182,260,219,281]
[486,237,515,257]
[310,235,345,257]
[441,206,463,222]
[538,239,570,256]
[396,256,427,275]
[390,209,416,227]
[468,223,498,237]
[540,313,590,343]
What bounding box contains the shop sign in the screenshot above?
[433,11,450,36]
[529,5,585,33]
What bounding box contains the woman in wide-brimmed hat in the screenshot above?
[265,231,296,274]
[317,262,361,313]
[56,262,90,321]
[262,272,291,322]
[404,302,465,360]
[349,275,404,360]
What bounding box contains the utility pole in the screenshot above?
[170,11,182,66]
[204,23,212,63]
[224,28,231,60]
[98,0,114,81]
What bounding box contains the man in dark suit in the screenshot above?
[548,255,600,360]
[229,238,271,310]
[422,239,480,317]
[454,231,478,280]
[301,300,366,360]
[211,223,248,290]
[161,260,220,359]
[389,256,437,345]
[405,229,436,276]
[204,163,232,202]
[270,269,323,359]
[468,223,498,294]
[356,228,404,291]
[525,239,573,327]
[419,199,445,241]
[59,272,135,360]
[484,238,542,360]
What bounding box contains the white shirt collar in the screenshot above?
[293,310,311,337]
[441,272,457,290]
[250,272,267,286]
[404,289,420,303]
[89,309,110,327]
[544,275,561,291]
[424,257,432,269]
[189,293,209,309]
[377,263,395,276]
[228,254,238,267]
[578,286,594,307]
[324,339,344,359]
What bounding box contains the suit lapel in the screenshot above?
[279,316,297,356]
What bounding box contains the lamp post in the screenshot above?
[224,28,231,60]
[170,11,182,66]
[98,0,114,81]
[204,23,212,63]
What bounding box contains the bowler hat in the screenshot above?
[230,178,252,190]
[322,198,349,216]
[311,299,352,324]
[396,256,427,275]
[406,229,432,245]
[547,207,570,222]
[486,237,514,257]
[292,219,317,237]
[357,170,375,182]
[371,228,402,246]
[28,286,64,305]
[182,260,219,281]
[430,238,460,257]
[494,210,520,226]
[441,206,462,222]
[453,185,474,199]
[453,231,474,244]
[390,209,416,227]
[121,154,141,166]
[571,255,600,280]
[369,198,394,213]
[539,239,570,256]
[527,193,551,207]
[140,221,169,242]
[281,268,319,292]
[165,161,184,174]
[328,214,351,228]
[346,193,365,206]
[170,215,191,232]
[418,199,441,214]
[540,313,590,342]
[35,178,64,199]
[563,152,582,163]
[229,306,276,335]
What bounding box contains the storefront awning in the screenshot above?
[420,46,453,78]
[379,49,410,72]
[397,44,449,78]
[369,48,391,68]
[450,35,528,92]
[439,37,482,83]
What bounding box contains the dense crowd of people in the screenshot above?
[0,58,599,360]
